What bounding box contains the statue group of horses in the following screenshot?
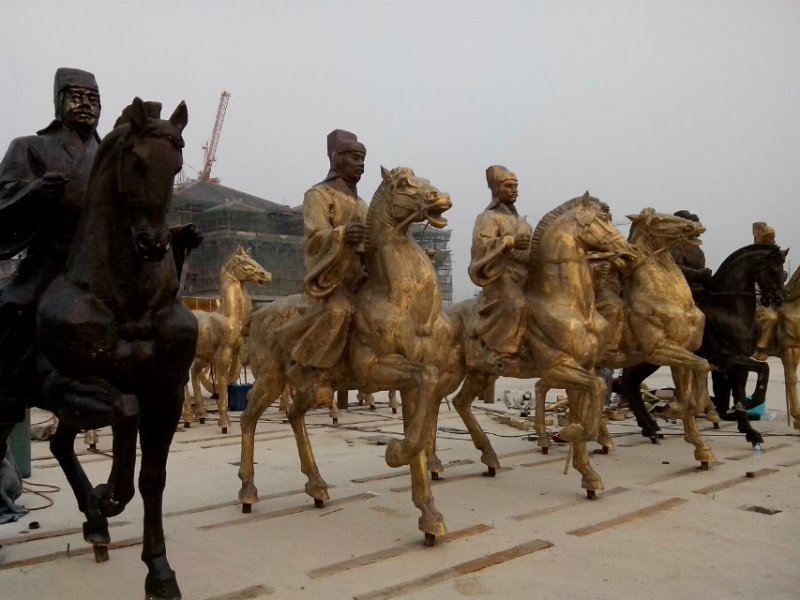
[2,96,797,600]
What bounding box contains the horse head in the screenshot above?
[755,245,789,308]
[372,166,452,234]
[569,192,637,260]
[627,207,706,252]
[115,97,188,262]
[226,246,272,286]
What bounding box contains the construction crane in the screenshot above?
[200,90,231,182]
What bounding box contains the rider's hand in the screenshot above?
[344,222,367,245]
[513,233,531,251]
[36,172,68,200]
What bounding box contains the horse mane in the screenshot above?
[83,125,130,202]
[784,264,800,300]
[363,167,415,256]
[714,243,778,278]
[530,193,601,261]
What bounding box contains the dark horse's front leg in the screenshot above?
[728,357,768,446]
[620,362,661,441]
[138,385,183,600]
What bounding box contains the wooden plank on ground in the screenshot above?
[0,536,142,570]
[567,497,687,537]
[390,468,512,493]
[197,492,377,531]
[692,469,778,494]
[202,584,273,599]
[0,520,131,547]
[511,487,627,521]
[637,464,726,486]
[353,539,553,600]
[724,443,791,461]
[308,524,493,579]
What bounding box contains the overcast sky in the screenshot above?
[2,1,798,301]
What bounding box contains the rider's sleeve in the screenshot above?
[468,211,515,287]
[302,186,349,299]
[0,137,44,260]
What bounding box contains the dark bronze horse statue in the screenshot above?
[622,243,787,447]
[0,98,196,600]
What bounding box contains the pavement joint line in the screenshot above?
[352,538,553,600]
[692,468,779,494]
[200,432,296,449]
[390,468,513,493]
[511,487,628,521]
[637,463,727,486]
[777,457,800,467]
[518,456,568,468]
[567,497,687,537]
[197,492,378,531]
[0,520,131,547]
[201,584,274,599]
[351,459,475,484]
[724,442,792,461]
[164,486,330,518]
[0,536,142,570]
[307,523,493,579]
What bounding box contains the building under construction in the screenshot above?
[170,181,453,305]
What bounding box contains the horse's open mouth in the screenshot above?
[425,209,448,229]
[685,234,703,246]
[255,274,273,285]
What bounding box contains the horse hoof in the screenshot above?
[392,407,397,414]
[93,544,109,563]
[700,461,709,471]
[483,467,496,478]
[221,427,228,434]
[601,446,609,455]
[541,446,549,455]
[332,418,339,426]
[658,434,665,439]
[650,436,659,445]
[314,498,324,508]
[431,472,440,481]
[183,421,191,429]
[144,570,181,600]
[199,418,205,425]
[424,533,436,547]
[713,422,720,430]
[586,489,597,500]
[242,503,252,514]
[370,405,376,411]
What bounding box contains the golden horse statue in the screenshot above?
[183,247,271,432]
[447,193,637,498]
[239,166,464,544]
[533,209,717,468]
[761,265,800,431]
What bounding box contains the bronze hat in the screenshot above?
[485,165,517,190]
[326,129,366,157]
[53,67,99,118]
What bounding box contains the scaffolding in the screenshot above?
[169,181,453,306]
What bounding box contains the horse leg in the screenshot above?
[388,389,399,414]
[452,373,501,471]
[137,388,183,600]
[533,379,552,454]
[181,385,193,428]
[729,360,765,446]
[711,370,731,417]
[215,354,233,433]
[385,365,441,468]
[621,363,661,439]
[781,347,800,431]
[190,361,207,425]
[672,366,715,468]
[543,362,606,495]
[410,445,446,542]
[288,384,329,505]
[238,375,282,510]
[49,423,109,547]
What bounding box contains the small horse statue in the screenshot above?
[760,265,800,431]
[239,166,464,544]
[183,246,271,431]
[534,209,717,469]
[5,98,196,600]
[447,193,637,498]
[698,244,787,445]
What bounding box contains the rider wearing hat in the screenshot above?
[468,165,532,369]
[291,129,369,369]
[0,68,102,428]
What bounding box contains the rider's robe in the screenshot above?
[0,122,99,418]
[291,178,368,369]
[468,208,532,357]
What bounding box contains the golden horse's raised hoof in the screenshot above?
[93,544,109,563]
[424,533,436,547]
